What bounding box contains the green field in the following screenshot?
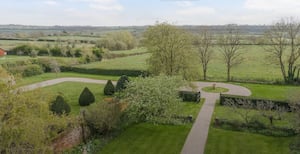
[76,53,149,70]
[31,82,106,115]
[99,100,204,154]
[205,128,294,154]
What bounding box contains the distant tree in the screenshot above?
[49,59,60,76]
[265,17,300,84]
[50,95,71,115]
[218,25,243,81]
[104,80,115,95]
[79,87,95,106]
[194,29,214,80]
[143,23,199,79]
[116,75,129,92]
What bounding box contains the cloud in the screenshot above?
[245,0,300,13]
[44,0,59,6]
[177,6,216,16]
[175,1,193,7]
[73,0,123,11]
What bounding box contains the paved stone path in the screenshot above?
[181,82,251,154]
[18,78,251,154]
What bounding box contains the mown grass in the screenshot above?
[205,127,294,154]
[76,53,149,70]
[15,72,120,87]
[202,86,229,93]
[108,47,147,55]
[99,100,204,154]
[235,82,300,101]
[31,82,106,115]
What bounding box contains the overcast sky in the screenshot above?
[0,0,299,26]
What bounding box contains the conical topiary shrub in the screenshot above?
[79,87,95,106]
[104,80,115,95]
[50,95,71,115]
[116,75,129,92]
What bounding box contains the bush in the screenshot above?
[220,94,291,111]
[50,95,71,115]
[179,91,201,102]
[104,80,115,96]
[116,75,129,92]
[79,87,95,106]
[84,102,122,134]
[22,64,44,77]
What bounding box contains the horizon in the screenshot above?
[1,0,299,26]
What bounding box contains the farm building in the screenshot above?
[0,48,7,57]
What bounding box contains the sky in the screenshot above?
[0,0,299,26]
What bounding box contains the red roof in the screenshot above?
[0,48,7,56]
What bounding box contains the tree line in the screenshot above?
[143,17,300,84]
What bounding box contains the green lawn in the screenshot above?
[99,100,204,154]
[31,82,106,115]
[202,86,229,93]
[205,128,294,154]
[235,82,300,100]
[108,47,147,55]
[15,72,120,87]
[75,53,149,70]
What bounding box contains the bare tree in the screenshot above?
[195,29,214,80]
[265,17,300,83]
[257,101,286,126]
[218,25,243,81]
[224,98,254,124]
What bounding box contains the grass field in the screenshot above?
[99,100,204,154]
[76,53,149,70]
[108,47,147,55]
[205,128,294,154]
[31,82,106,115]
[15,72,119,87]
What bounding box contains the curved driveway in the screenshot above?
[17,78,251,154]
[181,82,251,154]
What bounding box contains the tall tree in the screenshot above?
[195,29,214,80]
[218,25,243,81]
[143,23,198,80]
[265,17,300,83]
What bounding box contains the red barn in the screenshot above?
[0,48,7,57]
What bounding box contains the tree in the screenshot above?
[257,101,286,126]
[104,80,115,95]
[116,75,129,92]
[224,99,255,124]
[121,76,184,124]
[218,25,243,81]
[143,23,199,79]
[50,95,71,115]
[194,29,214,80]
[265,17,300,84]
[49,59,60,76]
[79,87,95,106]
[0,87,68,153]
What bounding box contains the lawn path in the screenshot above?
[181,82,251,154]
[17,78,251,154]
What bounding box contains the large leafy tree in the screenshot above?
[121,76,184,124]
[0,86,68,153]
[143,23,199,80]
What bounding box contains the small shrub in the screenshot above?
[50,95,71,115]
[22,64,44,77]
[116,75,129,92]
[79,87,95,106]
[84,102,122,134]
[179,91,201,102]
[104,80,115,96]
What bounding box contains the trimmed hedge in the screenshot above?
[22,64,44,77]
[79,87,95,106]
[50,95,71,115]
[214,118,297,137]
[104,80,115,95]
[61,66,146,77]
[220,94,291,111]
[179,91,201,103]
[116,75,129,92]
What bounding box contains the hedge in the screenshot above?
[179,91,201,103]
[220,94,291,111]
[60,66,147,77]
